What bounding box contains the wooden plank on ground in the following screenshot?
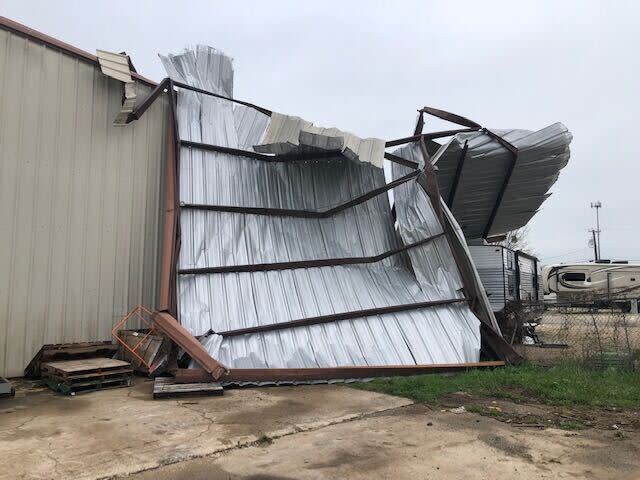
[25,341,118,378]
[42,358,131,376]
[153,376,223,399]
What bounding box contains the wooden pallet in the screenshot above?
[153,376,223,399]
[25,341,118,378]
[42,376,131,396]
[41,358,133,396]
[0,377,15,398]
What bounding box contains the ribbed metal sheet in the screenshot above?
[0,28,168,377]
[96,49,133,83]
[428,125,572,239]
[517,254,537,302]
[255,112,386,168]
[161,46,482,374]
[468,246,510,312]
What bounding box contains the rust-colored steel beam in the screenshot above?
[158,89,178,313]
[480,324,523,365]
[484,129,518,155]
[126,77,170,123]
[178,232,444,276]
[182,139,341,162]
[482,147,518,239]
[385,128,480,148]
[218,297,466,337]
[153,312,227,379]
[413,128,522,364]
[414,111,425,136]
[172,80,272,117]
[181,170,418,219]
[173,361,506,383]
[419,106,482,129]
[446,140,469,209]
[383,152,419,169]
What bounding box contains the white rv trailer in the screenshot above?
[542,261,640,309]
[469,245,540,313]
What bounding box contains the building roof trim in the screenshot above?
[0,16,157,87]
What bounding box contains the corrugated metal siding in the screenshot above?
[517,255,537,302]
[469,246,507,312]
[162,46,482,373]
[0,29,168,377]
[503,249,517,303]
[433,125,571,239]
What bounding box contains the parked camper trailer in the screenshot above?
[469,245,540,313]
[542,261,640,311]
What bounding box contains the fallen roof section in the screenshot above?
[117,45,557,381]
[158,46,498,382]
[388,108,571,240]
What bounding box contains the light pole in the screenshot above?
[590,201,602,260]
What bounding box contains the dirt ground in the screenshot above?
[1,378,639,480]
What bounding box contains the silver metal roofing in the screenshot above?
[96,49,133,83]
[160,46,484,374]
[255,112,386,168]
[396,126,572,239]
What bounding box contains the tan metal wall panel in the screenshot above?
[0,29,167,377]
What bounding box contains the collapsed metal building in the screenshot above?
[0,17,571,380]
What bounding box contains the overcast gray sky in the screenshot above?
[2,0,639,264]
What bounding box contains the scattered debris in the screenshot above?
[153,376,223,399]
[0,377,15,398]
[115,329,171,375]
[450,406,467,414]
[24,341,118,379]
[40,358,132,396]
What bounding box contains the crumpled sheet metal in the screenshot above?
[423,124,572,239]
[161,46,482,376]
[255,112,386,168]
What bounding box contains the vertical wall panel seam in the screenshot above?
[78,62,96,340]
[22,40,46,365]
[0,30,11,374]
[5,36,28,371]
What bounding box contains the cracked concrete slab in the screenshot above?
[129,404,640,480]
[0,378,411,480]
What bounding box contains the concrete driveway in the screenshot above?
[0,378,410,479]
[1,378,638,480]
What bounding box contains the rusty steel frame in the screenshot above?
[181,170,419,219]
[218,297,467,337]
[178,231,444,275]
[414,132,522,364]
[111,305,158,369]
[0,14,520,379]
[482,146,519,239]
[174,361,506,383]
[106,44,518,369]
[172,80,273,116]
[446,140,469,209]
[154,311,227,379]
[385,127,481,148]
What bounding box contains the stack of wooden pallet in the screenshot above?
[41,357,133,396]
[25,341,119,378]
